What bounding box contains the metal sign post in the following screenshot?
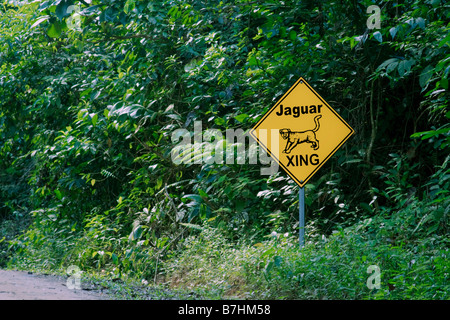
[299,187,305,247]
[249,77,354,248]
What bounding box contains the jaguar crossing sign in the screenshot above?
[249,77,354,187]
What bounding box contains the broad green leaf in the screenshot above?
[411,128,450,140]
[289,30,297,41]
[265,261,274,274]
[39,0,52,11]
[73,39,83,51]
[129,225,143,241]
[378,58,398,71]
[349,37,357,49]
[416,17,426,30]
[111,253,118,265]
[198,189,208,198]
[372,31,382,43]
[436,56,450,72]
[90,90,101,101]
[419,65,434,88]
[235,114,249,123]
[214,117,225,126]
[47,22,62,38]
[31,16,50,28]
[389,27,398,39]
[398,59,414,76]
[54,189,63,200]
[55,0,71,20]
[124,0,136,14]
[248,56,258,66]
[386,61,399,73]
[439,33,450,48]
[91,113,98,126]
[182,194,202,203]
[274,256,282,267]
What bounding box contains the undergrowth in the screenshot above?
[162,195,449,300]
[6,192,448,300]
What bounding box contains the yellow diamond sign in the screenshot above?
[249,77,354,187]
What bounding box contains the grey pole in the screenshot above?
[299,186,305,247]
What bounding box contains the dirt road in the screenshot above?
[0,270,107,300]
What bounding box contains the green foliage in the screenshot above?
[164,201,449,299]
[0,0,448,299]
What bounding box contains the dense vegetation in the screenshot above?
[0,0,448,299]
